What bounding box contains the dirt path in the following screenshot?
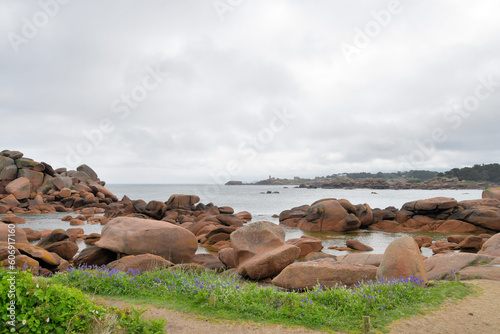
[388,279,500,334]
[103,279,500,334]
[103,299,331,334]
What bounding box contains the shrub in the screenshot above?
[0,268,164,333]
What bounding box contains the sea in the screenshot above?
[12,184,484,258]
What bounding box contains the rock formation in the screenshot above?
[0,149,118,215]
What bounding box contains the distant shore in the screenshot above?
[226,178,498,190]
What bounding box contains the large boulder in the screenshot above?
[0,224,29,244]
[37,175,54,194]
[337,253,384,267]
[137,200,167,220]
[376,235,428,284]
[88,181,118,202]
[44,241,79,260]
[15,244,60,267]
[73,246,118,267]
[17,168,44,190]
[355,203,374,227]
[272,259,377,290]
[297,199,361,232]
[216,214,244,227]
[166,194,200,210]
[402,197,458,213]
[5,177,31,200]
[95,217,198,264]
[192,253,225,271]
[454,206,500,232]
[424,253,494,280]
[482,187,500,201]
[0,165,17,181]
[218,248,236,268]
[106,254,173,272]
[231,221,285,266]
[0,156,15,172]
[434,220,488,233]
[458,235,485,251]
[478,232,500,257]
[286,235,323,257]
[429,240,459,254]
[279,209,306,228]
[15,158,37,169]
[459,263,500,281]
[36,229,69,248]
[1,214,26,225]
[1,150,23,159]
[0,194,20,209]
[12,255,40,272]
[230,221,300,279]
[237,244,300,280]
[346,239,373,251]
[52,176,73,190]
[77,164,99,181]
[22,228,42,242]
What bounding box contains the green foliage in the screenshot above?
[50,266,473,333]
[344,170,439,181]
[0,269,164,334]
[440,163,500,182]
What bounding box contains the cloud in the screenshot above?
[1,1,499,183]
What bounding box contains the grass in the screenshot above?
[47,265,475,333]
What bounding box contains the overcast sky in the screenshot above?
[1,1,499,184]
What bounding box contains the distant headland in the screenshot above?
[225,164,500,190]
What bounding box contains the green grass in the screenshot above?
[0,268,165,334]
[47,265,475,333]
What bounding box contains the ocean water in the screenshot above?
[11,184,484,257]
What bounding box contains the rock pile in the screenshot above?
[280,195,500,234]
[0,149,118,215]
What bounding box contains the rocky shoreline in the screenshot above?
[1,149,500,288]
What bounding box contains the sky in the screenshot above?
[1,0,500,184]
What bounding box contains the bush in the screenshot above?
[0,268,164,334]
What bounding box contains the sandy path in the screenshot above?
[389,279,500,334]
[103,299,331,334]
[103,279,500,334]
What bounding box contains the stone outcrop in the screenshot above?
[279,195,500,234]
[424,252,494,280]
[337,253,384,267]
[478,232,500,257]
[73,246,118,267]
[106,254,173,272]
[280,199,361,232]
[346,239,373,251]
[285,235,323,257]
[272,259,377,290]
[377,235,428,284]
[95,217,198,264]
[0,149,119,215]
[0,224,28,244]
[482,187,500,201]
[230,221,300,280]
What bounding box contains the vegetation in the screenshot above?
[439,163,500,183]
[244,164,500,186]
[0,268,165,334]
[342,170,438,181]
[47,265,474,334]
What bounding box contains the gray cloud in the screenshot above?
[1,0,500,183]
